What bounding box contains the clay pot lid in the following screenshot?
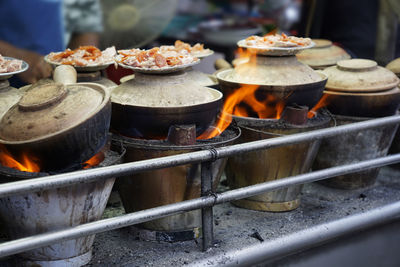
[181,68,218,87]
[0,81,22,120]
[313,39,332,48]
[0,82,104,142]
[296,39,351,69]
[219,55,322,86]
[111,72,221,107]
[386,57,400,76]
[322,59,400,92]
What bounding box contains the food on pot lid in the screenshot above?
[117,46,199,69]
[0,54,22,73]
[46,46,116,67]
[160,40,213,58]
[243,33,312,48]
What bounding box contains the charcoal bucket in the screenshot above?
[0,146,124,266]
[313,114,399,189]
[226,113,330,212]
[113,126,240,241]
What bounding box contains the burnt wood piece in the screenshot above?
[282,106,309,125]
[167,125,196,146]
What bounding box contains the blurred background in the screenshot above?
[99,0,400,69]
[1,0,399,84]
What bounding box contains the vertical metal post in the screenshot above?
[201,161,214,251]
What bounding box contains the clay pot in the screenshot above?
[386,57,400,78]
[296,39,351,69]
[322,87,400,117]
[111,71,222,138]
[76,71,117,91]
[321,59,400,117]
[322,59,399,93]
[216,55,327,109]
[0,66,111,171]
[184,67,218,87]
[0,80,23,120]
[0,57,29,119]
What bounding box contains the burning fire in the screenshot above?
[83,152,105,169]
[0,144,105,173]
[307,94,332,118]
[198,47,285,140]
[0,145,40,172]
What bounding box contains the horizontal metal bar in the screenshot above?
[0,154,399,258]
[191,201,400,267]
[0,115,399,198]
[215,153,400,204]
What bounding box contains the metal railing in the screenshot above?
[0,115,400,259]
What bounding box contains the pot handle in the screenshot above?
[53,65,77,85]
[214,58,232,70]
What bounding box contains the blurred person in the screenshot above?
[299,0,400,64]
[0,0,103,86]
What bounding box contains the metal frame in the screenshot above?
[0,115,400,259]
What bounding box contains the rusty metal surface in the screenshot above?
[115,135,234,232]
[84,166,400,266]
[314,115,399,189]
[0,116,399,261]
[226,114,329,211]
[0,177,115,265]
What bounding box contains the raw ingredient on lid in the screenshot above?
[47,46,116,66]
[0,54,22,73]
[244,33,312,48]
[117,45,199,69]
[160,40,213,57]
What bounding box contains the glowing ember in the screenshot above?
[83,152,105,169]
[0,145,105,172]
[0,145,40,172]
[307,94,332,118]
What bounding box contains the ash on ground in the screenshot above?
[86,166,400,266]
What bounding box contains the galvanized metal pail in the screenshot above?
[313,114,399,189]
[113,126,240,239]
[226,114,330,212]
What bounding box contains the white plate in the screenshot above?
[0,57,29,80]
[237,40,315,56]
[118,59,200,74]
[192,49,214,59]
[44,55,114,72]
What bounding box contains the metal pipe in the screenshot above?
[0,154,399,258]
[0,115,399,198]
[191,201,400,267]
[201,161,214,251]
[215,153,400,204]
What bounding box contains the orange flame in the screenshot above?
[198,83,286,139]
[307,94,332,118]
[199,47,287,140]
[234,105,249,117]
[198,84,259,139]
[83,151,105,169]
[0,145,40,172]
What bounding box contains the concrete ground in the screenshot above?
[85,165,400,266]
[0,166,399,266]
